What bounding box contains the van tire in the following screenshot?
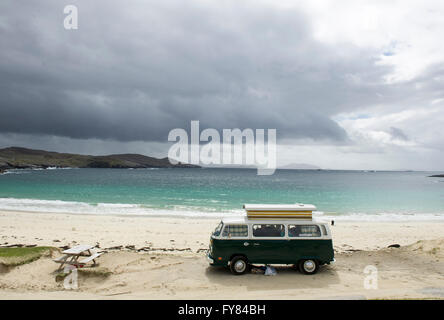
[230,256,249,275]
[298,259,319,275]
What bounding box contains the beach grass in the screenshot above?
[0,246,55,267]
[78,267,112,278]
[55,267,112,282]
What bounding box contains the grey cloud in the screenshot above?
[0,0,421,144]
[389,127,409,141]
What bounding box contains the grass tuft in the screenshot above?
[78,267,112,278]
[0,246,56,267]
[55,267,112,282]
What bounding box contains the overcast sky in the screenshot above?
[1,0,444,170]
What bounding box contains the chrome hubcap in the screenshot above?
[303,260,315,272]
[234,260,246,273]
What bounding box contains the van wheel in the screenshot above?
[230,256,249,275]
[298,259,319,275]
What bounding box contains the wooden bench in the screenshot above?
[53,254,69,263]
[79,252,102,265]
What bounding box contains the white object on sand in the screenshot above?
[264,265,277,276]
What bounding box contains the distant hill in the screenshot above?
[278,163,321,170]
[0,147,199,172]
[202,163,322,170]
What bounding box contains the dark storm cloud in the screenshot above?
[389,127,409,141]
[0,0,394,143]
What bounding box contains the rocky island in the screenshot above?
[0,147,199,172]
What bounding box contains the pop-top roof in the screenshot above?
[221,216,325,224]
[243,203,316,220]
[243,203,317,212]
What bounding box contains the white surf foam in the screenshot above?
[0,197,443,221]
[0,197,242,218]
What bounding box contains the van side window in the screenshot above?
[222,224,248,237]
[252,224,285,237]
[288,225,321,237]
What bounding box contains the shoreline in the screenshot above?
[1,196,444,222]
[2,207,444,222]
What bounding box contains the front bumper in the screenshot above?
[206,252,214,264]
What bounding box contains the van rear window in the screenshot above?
[253,224,285,237]
[288,225,321,237]
[222,225,248,237]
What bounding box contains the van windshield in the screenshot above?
[213,222,223,236]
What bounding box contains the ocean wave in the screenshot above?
[1,170,30,175]
[0,197,443,221]
[1,167,77,175]
[318,212,444,222]
[0,197,243,218]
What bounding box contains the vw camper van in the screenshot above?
[207,204,334,275]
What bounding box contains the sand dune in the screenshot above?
[0,210,443,299]
[1,240,443,300]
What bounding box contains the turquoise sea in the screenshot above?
[0,168,443,221]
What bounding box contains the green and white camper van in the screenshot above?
[207,204,335,275]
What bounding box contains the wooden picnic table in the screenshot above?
[63,244,94,256]
[54,244,102,270]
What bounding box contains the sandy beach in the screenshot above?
[1,210,443,299]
